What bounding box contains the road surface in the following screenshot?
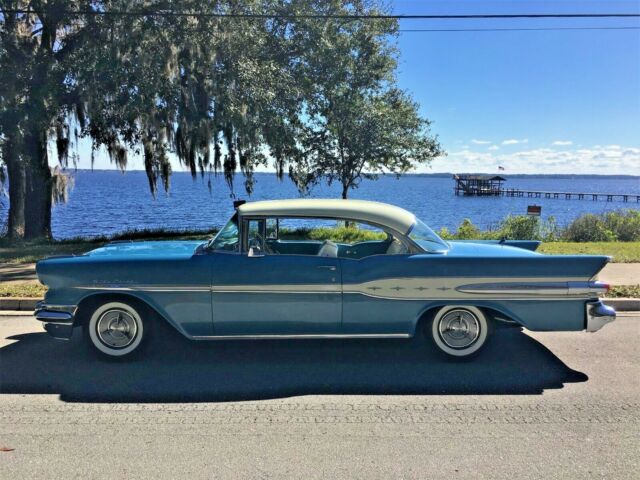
[0,313,638,479]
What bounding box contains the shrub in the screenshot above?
[602,210,640,241]
[454,219,484,239]
[563,214,617,242]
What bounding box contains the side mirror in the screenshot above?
[248,247,264,258]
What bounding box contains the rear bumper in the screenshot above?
[585,300,616,332]
[34,302,78,340]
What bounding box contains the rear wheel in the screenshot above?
[85,301,146,359]
[429,306,489,358]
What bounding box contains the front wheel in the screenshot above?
[428,306,489,358]
[85,301,147,359]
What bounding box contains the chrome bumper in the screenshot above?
[34,302,78,340]
[585,301,616,333]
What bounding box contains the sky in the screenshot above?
[77,0,640,175]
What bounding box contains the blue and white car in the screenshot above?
[35,199,615,359]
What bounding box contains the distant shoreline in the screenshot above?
[60,169,640,180]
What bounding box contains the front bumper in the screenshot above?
[585,300,616,332]
[34,302,78,340]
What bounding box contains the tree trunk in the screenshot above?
[2,138,26,239]
[23,131,52,240]
[341,184,349,199]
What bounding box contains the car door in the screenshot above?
[210,217,341,335]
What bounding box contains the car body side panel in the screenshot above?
[37,253,213,337]
[340,254,602,334]
[211,253,341,335]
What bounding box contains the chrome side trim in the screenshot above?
[586,301,616,332]
[76,285,211,292]
[192,333,411,340]
[456,281,608,296]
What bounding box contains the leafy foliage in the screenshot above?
[563,210,640,242]
[1,1,443,239]
[279,226,386,243]
[439,210,640,242]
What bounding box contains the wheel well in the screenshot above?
[76,293,157,326]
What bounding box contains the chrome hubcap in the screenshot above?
[96,309,138,349]
[438,309,480,349]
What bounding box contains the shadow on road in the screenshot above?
[0,327,587,402]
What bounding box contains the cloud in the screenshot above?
[471,139,491,145]
[502,138,529,145]
[427,145,640,175]
[488,145,500,151]
[552,140,573,146]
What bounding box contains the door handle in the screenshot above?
[317,265,337,271]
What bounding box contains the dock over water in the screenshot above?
[453,174,639,202]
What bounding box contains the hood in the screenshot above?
[85,240,204,259]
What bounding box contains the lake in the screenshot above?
[3,170,639,239]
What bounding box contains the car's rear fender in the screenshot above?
[413,298,589,333]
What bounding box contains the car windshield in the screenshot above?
[408,218,449,253]
[208,215,239,251]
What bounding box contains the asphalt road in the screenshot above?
[0,313,638,479]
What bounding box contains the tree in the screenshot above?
[288,0,443,198]
[0,1,305,239]
[1,1,443,240]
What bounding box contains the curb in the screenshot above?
[0,298,40,311]
[0,296,638,312]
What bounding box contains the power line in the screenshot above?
[1,9,639,20]
[399,26,640,32]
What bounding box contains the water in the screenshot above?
[2,170,639,239]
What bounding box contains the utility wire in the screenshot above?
[398,26,640,32]
[1,9,639,20]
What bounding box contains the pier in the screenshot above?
[453,174,639,202]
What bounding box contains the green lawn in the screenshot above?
[538,242,640,263]
[1,230,639,265]
[0,228,215,264]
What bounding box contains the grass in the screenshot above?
[607,285,640,298]
[0,283,47,298]
[538,242,640,263]
[0,227,216,264]
[1,229,639,265]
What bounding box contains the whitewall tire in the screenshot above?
[430,306,489,358]
[87,301,145,358]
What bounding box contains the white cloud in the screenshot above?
[488,145,500,151]
[502,138,529,145]
[552,140,573,146]
[471,139,491,145]
[425,145,640,175]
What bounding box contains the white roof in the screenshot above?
[237,199,416,234]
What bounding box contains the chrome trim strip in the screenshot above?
[192,333,411,340]
[456,281,608,296]
[76,285,211,292]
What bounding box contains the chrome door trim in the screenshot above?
[192,333,411,340]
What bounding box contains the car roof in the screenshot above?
[237,199,416,234]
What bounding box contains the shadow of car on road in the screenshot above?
[0,326,587,402]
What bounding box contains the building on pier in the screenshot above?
[453,174,506,196]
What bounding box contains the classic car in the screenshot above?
[34,199,616,359]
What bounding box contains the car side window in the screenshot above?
[210,218,239,252]
[246,219,266,253]
[262,217,409,258]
